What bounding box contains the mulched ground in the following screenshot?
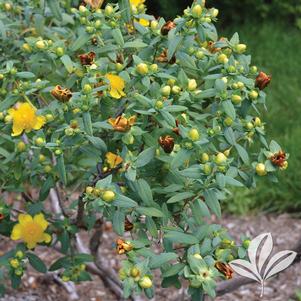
[1,213,300,301]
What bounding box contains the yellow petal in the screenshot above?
[12,123,24,137]
[26,241,37,249]
[11,224,22,240]
[33,213,48,230]
[43,233,52,244]
[109,88,122,99]
[18,214,33,225]
[33,115,46,130]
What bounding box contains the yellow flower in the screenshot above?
[105,152,123,168]
[130,0,145,7]
[108,115,136,132]
[105,74,126,99]
[139,18,149,27]
[11,213,51,249]
[8,102,45,137]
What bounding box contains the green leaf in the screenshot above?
[191,199,211,223]
[163,263,185,278]
[235,143,249,164]
[27,253,47,273]
[71,33,90,51]
[49,256,70,271]
[87,136,107,152]
[47,0,62,21]
[60,55,74,73]
[83,112,93,136]
[136,147,155,168]
[119,0,131,23]
[165,231,198,245]
[114,194,138,208]
[224,127,236,145]
[57,155,67,185]
[222,100,236,120]
[204,189,221,218]
[171,149,191,169]
[149,252,178,269]
[136,207,164,217]
[112,28,124,46]
[16,72,35,79]
[167,192,194,204]
[168,35,183,61]
[113,210,125,236]
[39,176,54,201]
[124,40,147,48]
[136,179,153,205]
[146,217,158,238]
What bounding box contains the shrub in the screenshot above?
[0,0,288,299]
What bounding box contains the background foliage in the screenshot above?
[146,0,301,214]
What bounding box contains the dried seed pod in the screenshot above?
[255,71,271,90]
[124,217,134,231]
[51,85,72,102]
[78,51,96,65]
[161,21,176,36]
[159,135,175,153]
[270,150,287,168]
[215,262,234,279]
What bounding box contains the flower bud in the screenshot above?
[150,20,158,31]
[35,40,46,50]
[234,44,247,54]
[83,84,92,94]
[249,90,258,100]
[35,137,45,146]
[172,85,181,94]
[39,154,46,162]
[201,153,209,163]
[188,79,197,91]
[215,152,227,165]
[22,43,32,53]
[256,163,266,176]
[102,190,116,202]
[94,20,102,29]
[130,267,140,278]
[4,115,12,123]
[193,253,203,259]
[9,259,20,269]
[253,117,262,127]
[188,128,200,141]
[79,5,87,14]
[203,163,212,175]
[15,251,24,259]
[46,114,54,122]
[150,64,158,72]
[231,94,242,105]
[161,85,171,96]
[44,165,52,173]
[55,47,64,57]
[227,65,236,73]
[211,8,219,18]
[155,100,164,109]
[86,186,94,195]
[136,63,149,75]
[224,117,233,126]
[16,141,26,152]
[196,50,205,59]
[104,5,114,16]
[217,54,228,64]
[237,81,244,89]
[246,122,254,130]
[192,5,203,18]
[250,66,258,74]
[139,276,153,289]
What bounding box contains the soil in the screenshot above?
[1,213,300,301]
